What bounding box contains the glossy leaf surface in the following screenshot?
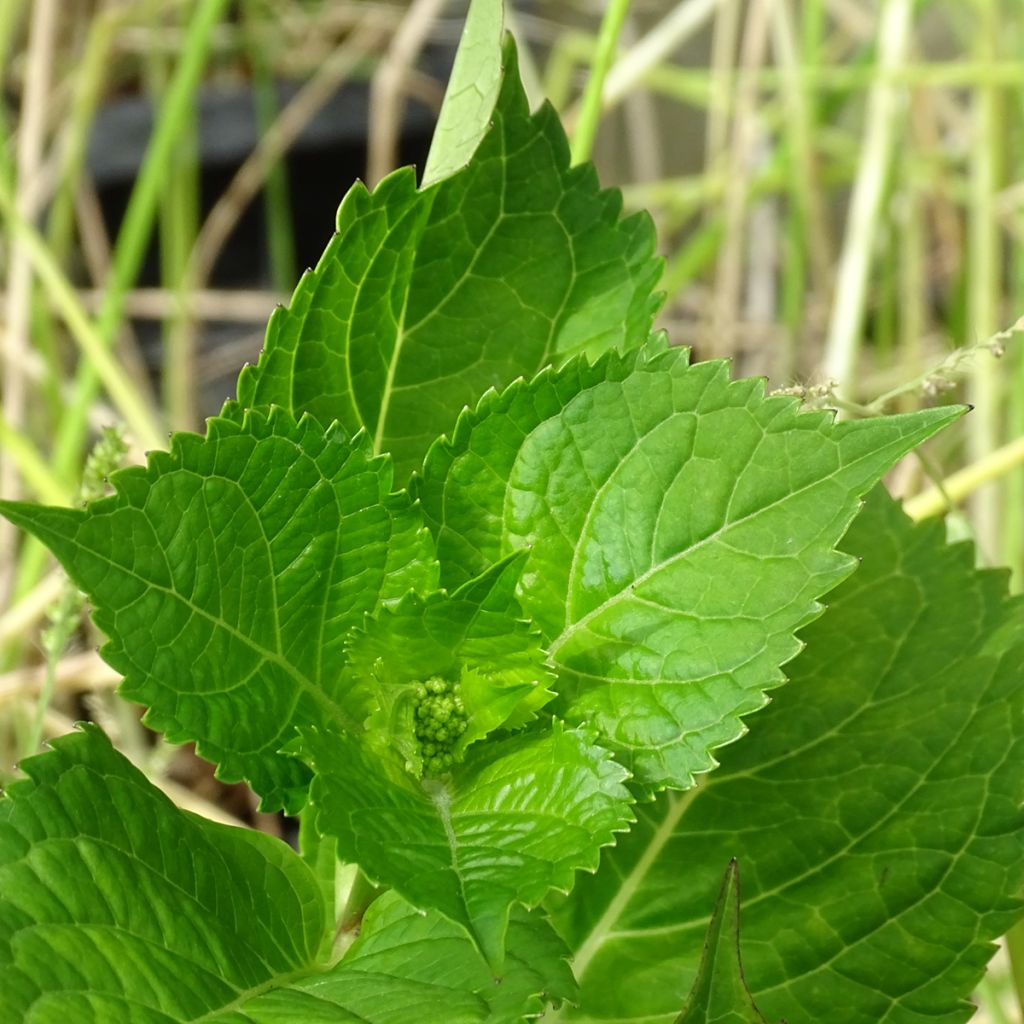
[214,893,575,1024]
[303,720,633,970]
[0,727,570,1024]
[548,491,1024,1022]
[418,346,962,789]
[236,39,662,481]
[0,409,437,811]
[0,725,325,1023]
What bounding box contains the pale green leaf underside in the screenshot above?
[0,728,571,1024]
[548,490,1024,1023]
[422,0,504,186]
[0,408,437,812]
[303,720,633,970]
[236,39,661,482]
[418,346,962,789]
[675,863,768,1024]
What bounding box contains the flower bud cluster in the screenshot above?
[412,677,468,775]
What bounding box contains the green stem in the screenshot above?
[898,172,926,403]
[3,0,229,656]
[298,806,340,959]
[45,7,123,260]
[595,0,720,115]
[146,1,201,433]
[336,867,383,954]
[558,29,1024,100]
[0,185,164,452]
[244,0,296,292]
[50,0,230,484]
[0,409,71,506]
[570,0,631,166]
[904,435,1024,520]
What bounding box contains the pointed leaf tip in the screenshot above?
[419,349,957,792]
[675,862,769,1024]
[2,413,438,812]
[236,32,661,481]
[423,0,505,186]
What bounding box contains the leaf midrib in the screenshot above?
[543,429,923,660]
[545,787,701,1024]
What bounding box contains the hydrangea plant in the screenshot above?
[1,4,1021,1022]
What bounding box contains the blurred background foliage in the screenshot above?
[1,0,1023,1016]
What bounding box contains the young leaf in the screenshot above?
[236,38,662,481]
[345,557,555,772]
[302,719,634,971]
[417,346,963,790]
[546,489,1024,1022]
[0,726,569,1024]
[0,408,437,812]
[674,862,769,1024]
[422,0,504,186]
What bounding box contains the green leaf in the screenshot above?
[212,896,575,1024]
[230,892,578,1024]
[417,346,963,790]
[0,408,437,812]
[546,489,1024,1023]
[674,863,768,1024]
[0,724,327,1023]
[422,0,504,186]
[0,726,570,1024]
[236,38,662,482]
[302,719,634,971]
[346,557,555,773]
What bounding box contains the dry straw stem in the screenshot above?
[0,571,64,649]
[617,16,664,186]
[45,5,128,260]
[709,0,772,360]
[822,0,914,398]
[73,181,155,409]
[0,649,120,708]
[49,0,230,487]
[79,288,288,323]
[0,186,164,454]
[367,0,447,187]
[965,0,1004,561]
[704,0,740,176]
[768,0,832,295]
[189,14,391,287]
[0,0,58,604]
